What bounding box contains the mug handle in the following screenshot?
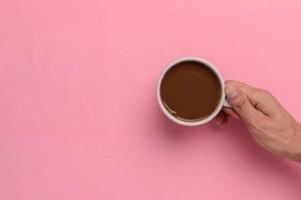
[223,99,232,108]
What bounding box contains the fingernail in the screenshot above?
[225,86,240,99]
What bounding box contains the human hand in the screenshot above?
[218,80,301,162]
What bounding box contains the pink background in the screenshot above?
[1,0,301,199]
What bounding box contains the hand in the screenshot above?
[218,80,301,162]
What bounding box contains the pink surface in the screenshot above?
[1,0,301,199]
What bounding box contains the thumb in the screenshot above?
[225,85,263,125]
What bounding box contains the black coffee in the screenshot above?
[160,61,221,121]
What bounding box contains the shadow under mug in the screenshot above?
[157,56,231,126]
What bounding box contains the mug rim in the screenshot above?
[156,56,226,126]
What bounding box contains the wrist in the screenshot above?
[287,122,301,162]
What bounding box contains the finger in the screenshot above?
[214,112,224,126]
[223,107,240,119]
[221,112,229,127]
[215,111,229,128]
[225,85,267,125]
[225,80,249,87]
[225,80,279,117]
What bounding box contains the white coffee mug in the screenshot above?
[157,57,230,126]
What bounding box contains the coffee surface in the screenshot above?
[160,61,221,121]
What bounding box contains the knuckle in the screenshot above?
[254,89,274,102]
[235,96,248,108]
[255,88,266,94]
[260,89,273,97]
[265,90,273,97]
[225,80,235,86]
